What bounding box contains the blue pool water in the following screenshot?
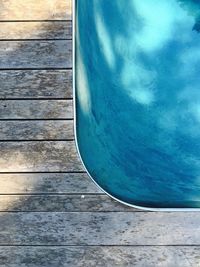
[75,0,200,208]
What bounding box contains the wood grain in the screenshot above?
[0,212,200,245]
[0,70,72,99]
[0,21,72,40]
[0,246,198,267]
[0,195,133,212]
[0,0,71,20]
[0,173,99,194]
[0,100,73,119]
[0,120,74,140]
[0,141,83,172]
[0,40,72,68]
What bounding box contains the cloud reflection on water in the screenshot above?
[76,0,200,208]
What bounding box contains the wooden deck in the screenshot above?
[0,1,200,266]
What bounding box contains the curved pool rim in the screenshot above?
[72,0,200,211]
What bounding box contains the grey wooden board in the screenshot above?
[0,120,74,140]
[1,212,200,245]
[0,41,71,68]
[0,100,73,119]
[0,195,134,212]
[0,0,71,20]
[0,246,199,267]
[0,70,72,99]
[0,173,100,194]
[0,21,72,40]
[0,141,83,172]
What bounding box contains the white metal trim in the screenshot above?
[72,0,200,211]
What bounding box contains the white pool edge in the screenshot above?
[72,0,200,212]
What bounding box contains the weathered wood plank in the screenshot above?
[0,21,71,40]
[0,100,73,119]
[0,41,71,68]
[0,120,74,140]
[0,70,72,99]
[0,195,133,212]
[0,173,99,194]
[0,246,198,267]
[1,212,200,245]
[0,0,71,20]
[0,141,83,172]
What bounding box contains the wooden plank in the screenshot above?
[0,173,99,194]
[0,40,71,68]
[0,100,73,119]
[0,246,198,267]
[0,70,72,99]
[0,21,72,40]
[0,0,71,20]
[0,120,74,140]
[0,141,83,172]
[1,212,200,245]
[0,195,133,212]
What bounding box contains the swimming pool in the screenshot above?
[74,0,200,210]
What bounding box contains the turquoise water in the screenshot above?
[75,0,200,208]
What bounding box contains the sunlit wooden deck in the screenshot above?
[0,0,200,266]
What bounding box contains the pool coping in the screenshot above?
[72,0,200,211]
